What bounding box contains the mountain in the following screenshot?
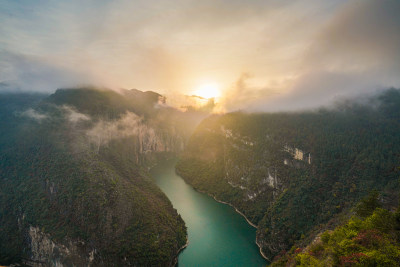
[0,88,200,266]
[176,88,400,262]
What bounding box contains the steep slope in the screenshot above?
[176,88,400,261]
[0,88,193,266]
[271,193,400,266]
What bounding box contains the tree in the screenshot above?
[355,190,381,218]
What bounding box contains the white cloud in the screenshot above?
[62,105,90,123]
[19,108,48,121]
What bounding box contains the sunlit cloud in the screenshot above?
[1,0,399,111]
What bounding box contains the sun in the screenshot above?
[192,82,221,99]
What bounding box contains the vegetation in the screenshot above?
[177,88,400,261]
[271,192,400,266]
[0,89,188,266]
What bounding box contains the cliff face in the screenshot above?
[84,110,185,165]
[177,115,313,225]
[26,226,94,267]
[176,89,400,261]
[220,125,310,201]
[0,88,195,266]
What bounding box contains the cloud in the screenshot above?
[240,0,400,112]
[85,111,175,153]
[86,112,143,146]
[219,73,277,112]
[1,0,399,112]
[305,0,400,72]
[0,0,343,94]
[62,105,90,123]
[15,104,89,125]
[249,71,384,112]
[18,108,48,121]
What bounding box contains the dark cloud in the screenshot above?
[249,71,383,112]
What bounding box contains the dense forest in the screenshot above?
[1,87,399,266]
[176,88,400,263]
[0,88,195,266]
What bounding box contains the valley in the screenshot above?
[0,89,192,266]
[176,89,400,262]
[2,1,400,266]
[0,87,399,266]
[150,158,267,266]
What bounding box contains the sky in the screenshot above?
[1,0,400,111]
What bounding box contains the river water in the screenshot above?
[150,158,267,267]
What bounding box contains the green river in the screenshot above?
[150,158,268,267]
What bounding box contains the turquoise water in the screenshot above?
[150,158,267,267]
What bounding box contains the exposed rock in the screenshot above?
[28,226,94,267]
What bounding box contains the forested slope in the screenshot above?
[271,193,400,266]
[0,88,190,266]
[176,88,400,261]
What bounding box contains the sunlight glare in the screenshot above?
[192,82,221,99]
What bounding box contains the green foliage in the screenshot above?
[177,88,400,260]
[272,207,400,266]
[321,232,331,244]
[354,190,381,218]
[0,90,187,266]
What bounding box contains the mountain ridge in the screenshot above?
[0,87,196,266]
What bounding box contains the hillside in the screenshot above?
[271,193,400,266]
[176,88,400,261]
[0,88,193,266]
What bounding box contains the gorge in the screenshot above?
[176,88,400,262]
[150,158,267,266]
[1,87,399,266]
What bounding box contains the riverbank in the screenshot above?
[173,237,189,267]
[209,192,271,261]
[256,238,270,262]
[151,159,267,266]
[189,186,270,262]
